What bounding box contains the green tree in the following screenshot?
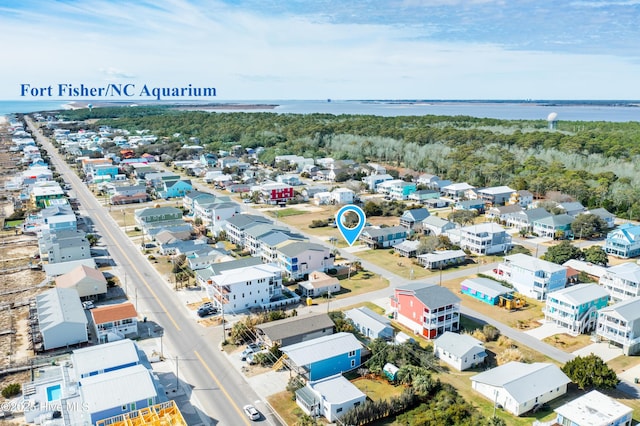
[571,213,608,239]
[363,201,383,217]
[542,241,583,265]
[583,245,609,266]
[562,354,619,390]
[447,210,477,226]
[1,383,21,398]
[86,233,99,247]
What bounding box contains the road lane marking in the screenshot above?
[194,350,253,425]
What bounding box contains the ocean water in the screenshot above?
[1,99,639,122]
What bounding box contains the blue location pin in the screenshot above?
[335,204,366,246]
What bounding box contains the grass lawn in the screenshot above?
[314,271,389,303]
[352,377,405,402]
[267,390,310,426]
[607,354,640,374]
[542,333,593,352]
[356,249,433,280]
[267,207,307,218]
[3,219,23,228]
[338,301,387,315]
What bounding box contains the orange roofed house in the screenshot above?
[91,302,138,343]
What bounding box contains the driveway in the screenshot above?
[525,320,570,340]
[572,342,623,362]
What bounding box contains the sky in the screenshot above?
[1,0,639,100]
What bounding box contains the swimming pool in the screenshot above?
[46,384,61,402]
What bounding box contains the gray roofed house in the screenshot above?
[393,239,421,258]
[421,216,456,236]
[360,225,407,249]
[486,204,523,221]
[597,297,640,355]
[409,283,461,309]
[400,208,430,231]
[417,249,467,270]
[585,208,616,229]
[225,214,272,246]
[554,390,633,426]
[277,242,333,279]
[344,307,393,340]
[471,362,571,416]
[505,207,552,231]
[599,262,640,303]
[295,374,366,422]
[533,213,575,238]
[433,331,487,371]
[558,201,586,217]
[36,287,88,351]
[256,312,335,348]
[460,277,513,305]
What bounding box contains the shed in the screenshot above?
[383,363,399,381]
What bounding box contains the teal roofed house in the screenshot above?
[605,223,640,258]
[545,283,610,335]
[134,207,183,225]
[157,179,193,199]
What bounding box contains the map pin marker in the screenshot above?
[335,204,366,246]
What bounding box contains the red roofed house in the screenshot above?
[91,302,138,343]
[390,282,461,339]
[55,264,108,300]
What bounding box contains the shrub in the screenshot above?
[309,219,328,228]
[497,348,525,365]
[482,325,500,342]
[2,383,21,398]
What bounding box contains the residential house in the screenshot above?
[421,216,456,236]
[376,179,404,194]
[562,259,608,281]
[433,331,487,371]
[366,163,387,175]
[545,284,610,335]
[496,253,567,300]
[23,204,75,234]
[144,171,179,188]
[460,277,513,306]
[597,297,640,355]
[199,152,218,167]
[408,189,440,203]
[302,185,328,201]
[30,181,65,208]
[455,199,486,213]
[298,271,340,298]
[508,190,534,208]
[277,174,302,186]
[35,288,88,351]
[400,208,430,232]
[203,168,223,183]
[276,241,333,280]
[260,182,294,204]
[281,332,362,381]
[244,223,292,255]
[390,282,461,339]
[417,249,467,270]
[478,186,515,206]
[217,156,239,169]
[533,214,575,239]
[441,182,475,200]
[393,240,421,258]
[416,173,443,188]
[258,230,307,263]
[599,262,640,303]
[256,312,334,349]
[389,181,417,200]
[91,302,139,343]
[313,191,332,205]
[586,208,616,229]
[605,223,640,258]
[134,206,183,227]
[198,201,240,229]
[157,178,193,199]
[554,390,633,426]
[558,201,586,217]
[505,207,551,232]
[470,362,571,416]
[39,229,91,264]
[195,257,263,287]
[182,190,217,214]
[55,264,107,299]
[330,187,355,205]
[361,173,393,191]
[344,307,393,340]
[295,374,366,422]
[459,223,511,255]
[109,184,149,205]
[205,262,299,313]
[360,225,407,249]
[486,204,523,223]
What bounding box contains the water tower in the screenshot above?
[547,112,558,130]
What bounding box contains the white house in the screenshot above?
[276,241,333,280]
[596,297,640,355]
[496,253,567,300]
[298,271,340,298]
[459,223,511,255]
[295,374,366,422]
[433,331,487,371]
[330,187,355,205]
[421,216,456,236]
[313,191,332,206]
[441,182,475,200]
[91,302,139,343]
[544,284,610,335]
[35,288,88,351]
[470,362,571,416]
[344,307,393,340]
[599,262,640,303]
[477,186,515,206]
[554,390,633,426]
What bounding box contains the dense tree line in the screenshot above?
[56,107,640,218]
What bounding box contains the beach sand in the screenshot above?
[0,115,8,126]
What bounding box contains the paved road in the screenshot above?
[26,118,281,426]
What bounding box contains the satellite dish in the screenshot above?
[547,112,558,121]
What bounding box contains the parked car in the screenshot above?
[243,404,260,421]
[199,302,213,310]
[82,301,95,310]
[197,306,217,317]
[241,343,261,360]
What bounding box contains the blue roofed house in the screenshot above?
[545,284,610,335]
[605,223,640,259]
[533,214,575,239]
[360,225,407,249]
[295,374,366,422]
[454,199,486,213]
[400,208,430,232]
[344,307,394,340]
[460,277,514,305]
[282,332,362,381]
[496,253,567,300]
[433,331,487,371]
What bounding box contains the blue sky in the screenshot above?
[1,0,639,100]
